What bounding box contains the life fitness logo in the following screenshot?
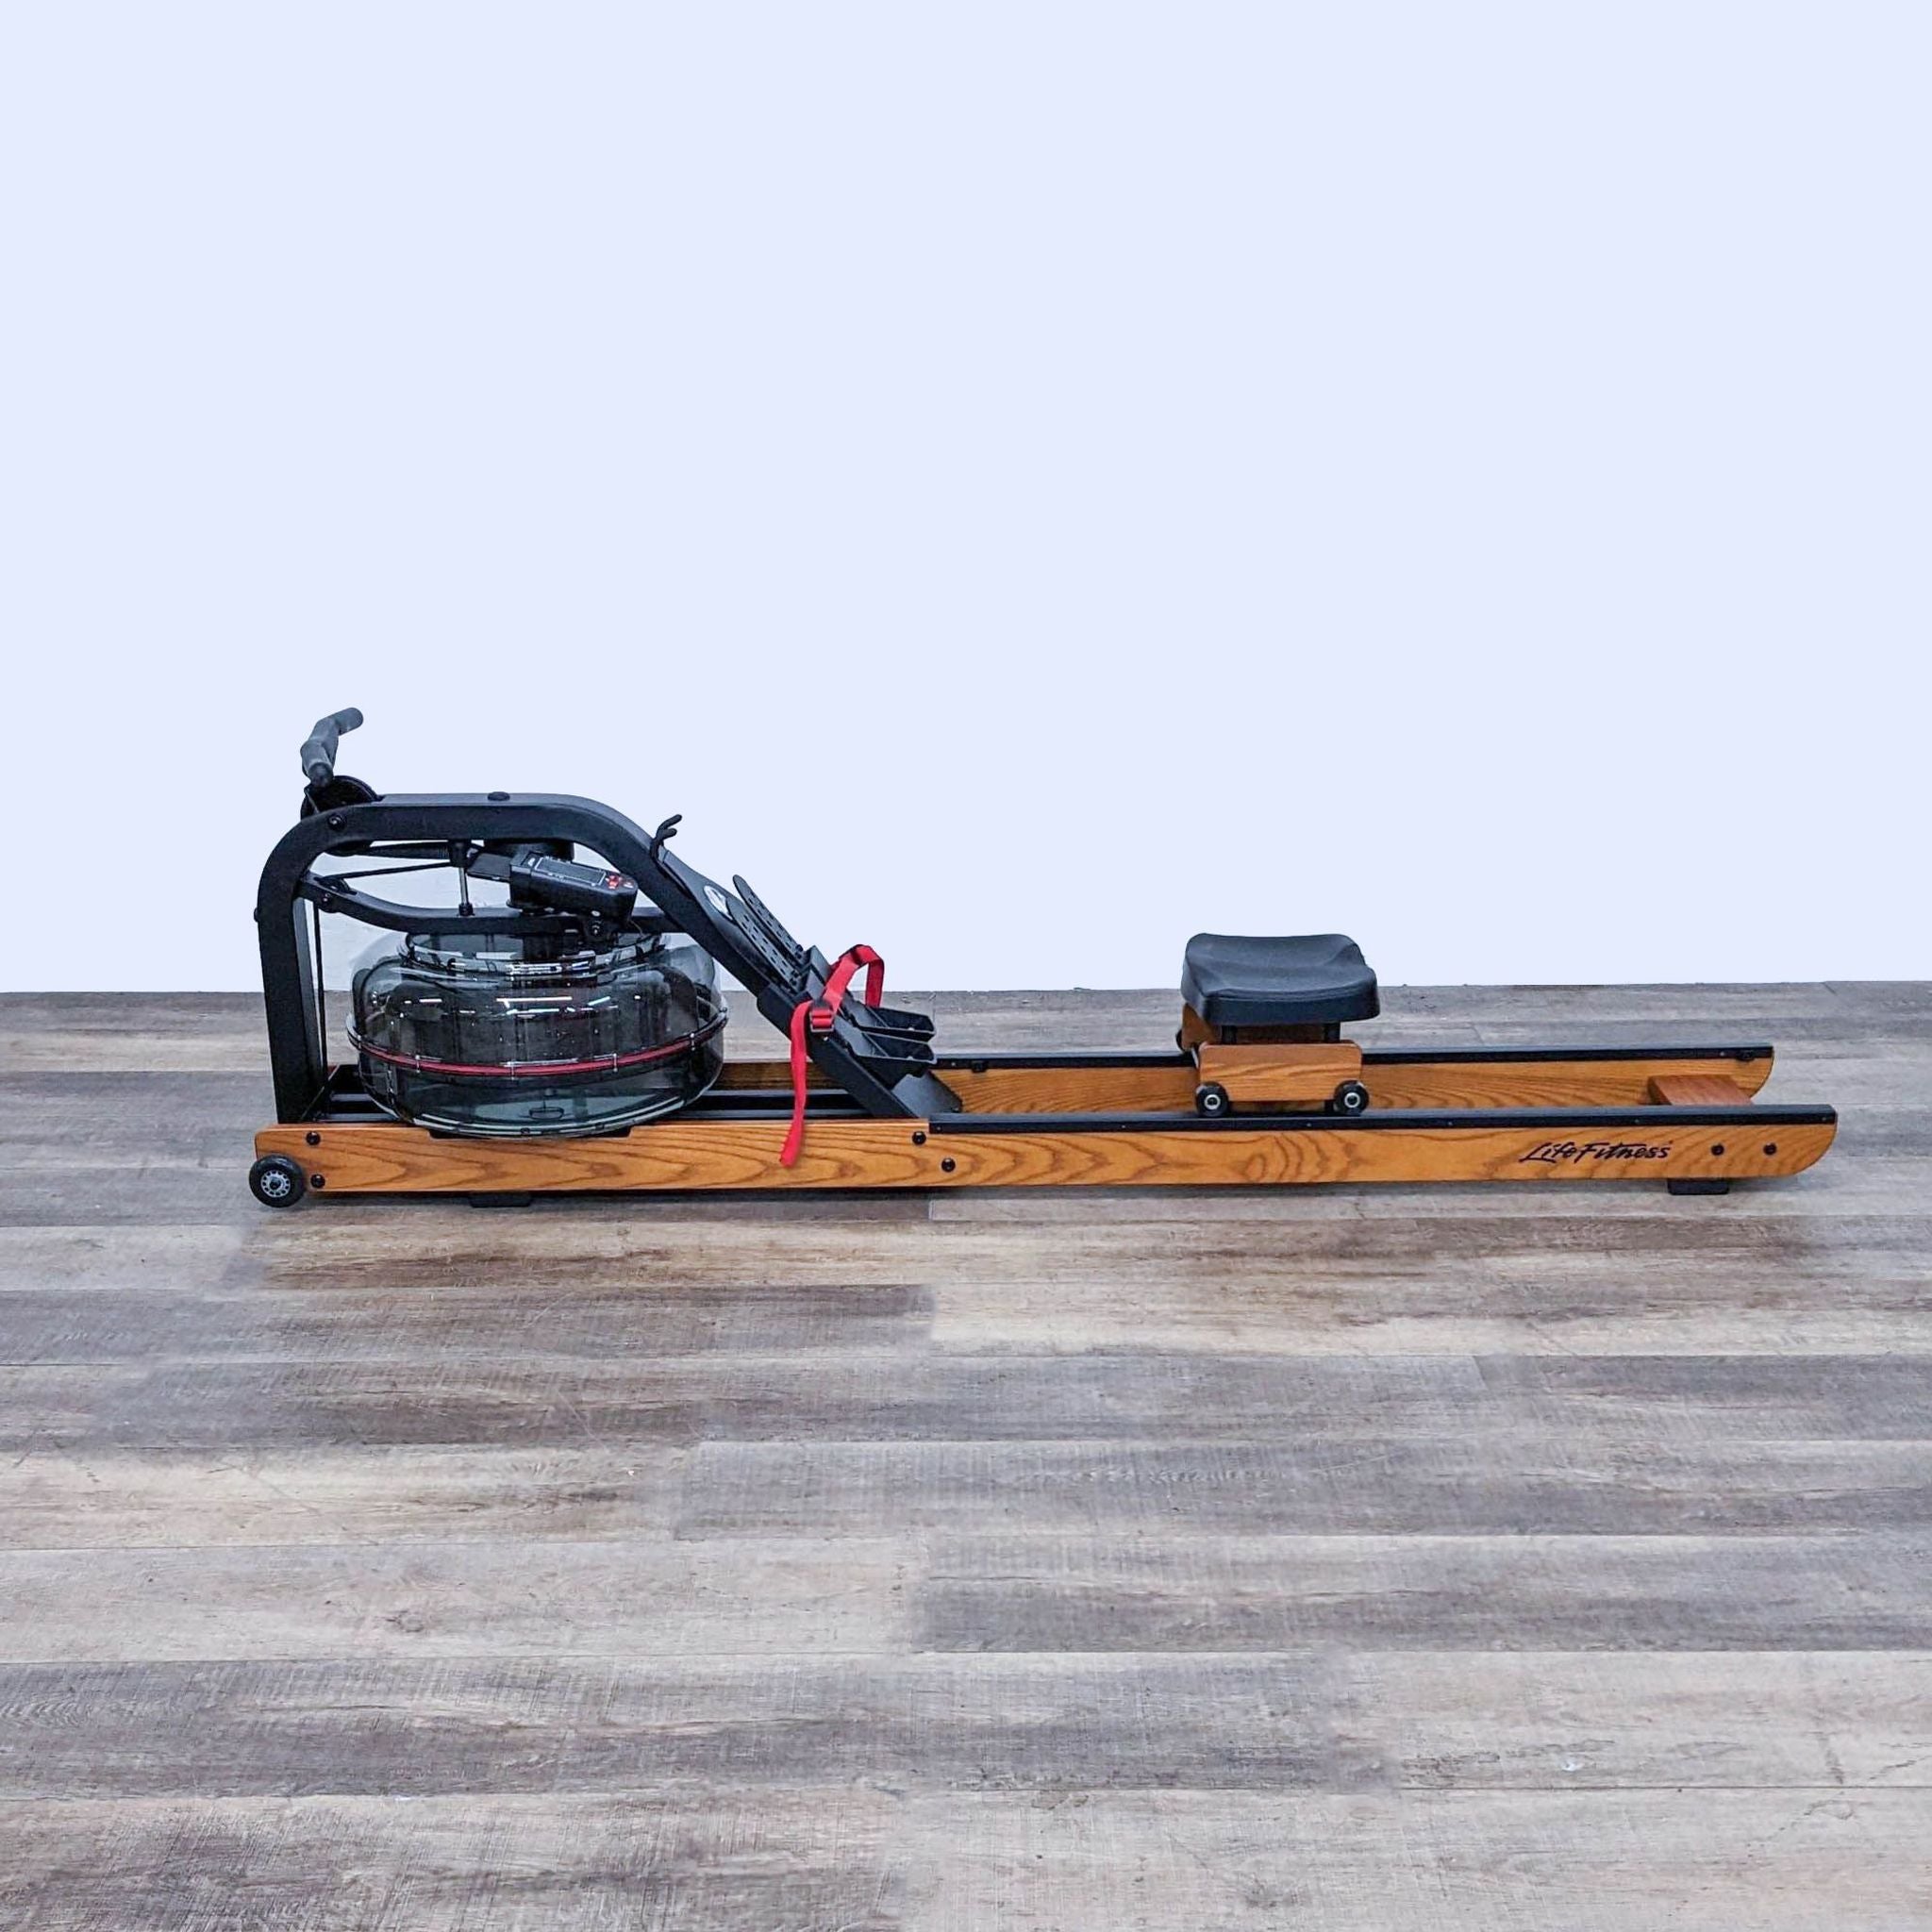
[1520,1140,1674,1165]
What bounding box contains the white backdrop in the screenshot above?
[2,4,1926,993]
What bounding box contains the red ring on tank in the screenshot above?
[348,1010,725,1079]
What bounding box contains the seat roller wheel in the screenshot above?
[1194,1082,1233,1119]
[1330,1079,1371,1116]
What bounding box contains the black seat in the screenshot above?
[1182,932,1379,1028]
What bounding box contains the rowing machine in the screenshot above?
[248,711,1836,1206]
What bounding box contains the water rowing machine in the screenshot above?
[248,711,1837,1206]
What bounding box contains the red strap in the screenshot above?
[782,1000,816,1168]
[781,944,883,1167]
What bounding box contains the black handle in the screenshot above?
[300,708,364,784]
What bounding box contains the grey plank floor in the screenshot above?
[1,982,1929,1929]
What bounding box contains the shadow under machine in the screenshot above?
[249,710,1837,1207]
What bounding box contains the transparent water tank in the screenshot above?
[350,927,725,1136]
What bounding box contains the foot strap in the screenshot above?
[782,943,884,1167]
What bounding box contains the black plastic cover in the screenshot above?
[1181,932,1380,1027]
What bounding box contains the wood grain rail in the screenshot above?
[1650,1074,1757,1106]
[714,1052,1777,1115]
[258,1110,1836,1195]
[1372,1054,1774,1109]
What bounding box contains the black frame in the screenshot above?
[257,791,958,1125]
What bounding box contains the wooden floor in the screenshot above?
[2,982,1930,1929]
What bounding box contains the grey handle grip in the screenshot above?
[300,708,364,784]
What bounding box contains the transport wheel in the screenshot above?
[248,1154,307,1208]
[1194,1082,1233,1119]
[1331,1079,1371,1116]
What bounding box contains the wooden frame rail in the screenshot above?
[258,1042,1832,1198]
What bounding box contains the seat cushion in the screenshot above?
[1182,932,1379,1028]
